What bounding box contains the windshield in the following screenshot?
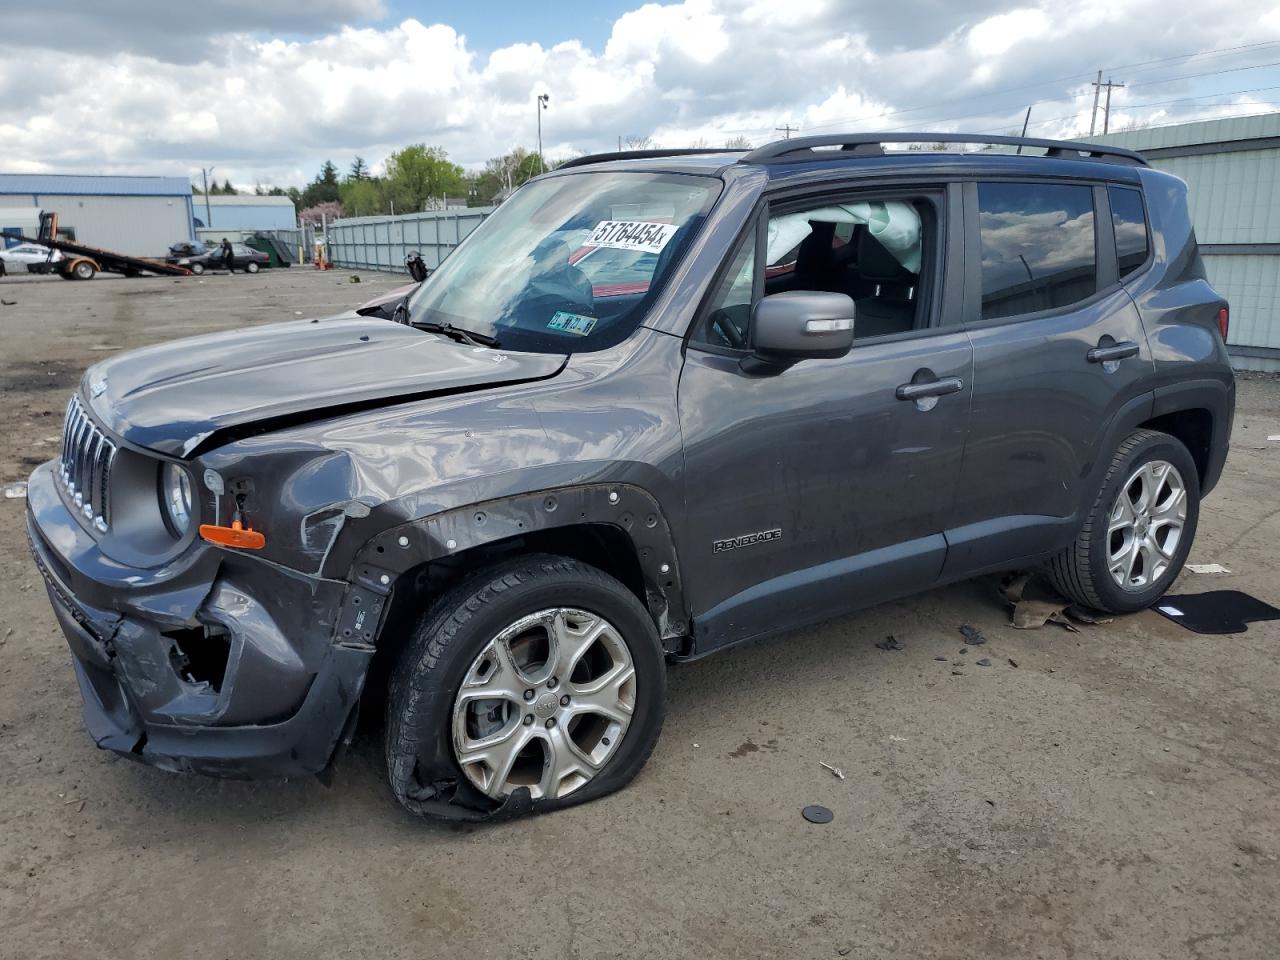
[406,171,722,353]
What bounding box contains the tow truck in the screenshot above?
[0,212,190,280]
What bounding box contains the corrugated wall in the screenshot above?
[327,208,494,272]
[34,193,192,256]
[1204,254,1280,357]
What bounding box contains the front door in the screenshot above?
[677,186,972,652]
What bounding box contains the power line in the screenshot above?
[1126,58,1280,88]
[746,43,1280,139]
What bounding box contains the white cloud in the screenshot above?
[0,0,1276,188]
[968,9,1052,58]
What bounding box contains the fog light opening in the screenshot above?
[164,624,232,693]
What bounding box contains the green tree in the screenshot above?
[466,148,542,205]
[349,156,369,181]
[300,160,341,208]
[383,144,465,212]
[338,177,385,217]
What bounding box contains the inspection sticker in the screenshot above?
[548,311,597,336]
[582,220,679,254]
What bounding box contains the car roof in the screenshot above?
[548,133,1147,186]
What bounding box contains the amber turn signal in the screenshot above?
[199,520,266,550]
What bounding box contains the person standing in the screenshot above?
[220,237,235,274]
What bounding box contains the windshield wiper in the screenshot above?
[411,319,500,348]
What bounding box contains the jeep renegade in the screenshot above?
[27,133,1234,821]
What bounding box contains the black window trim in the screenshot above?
[961,175,1125,330]
[685,178,956,355]
[1108,183,1155,283]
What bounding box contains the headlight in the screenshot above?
[160,463,193,535]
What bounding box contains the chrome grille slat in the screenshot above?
[58,396,117,533]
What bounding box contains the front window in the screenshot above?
[407,171,722,353]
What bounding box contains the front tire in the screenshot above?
[72,260,96,280]
[385,555,666,821]
[1047,429,1200,613]
[190,262,205,275]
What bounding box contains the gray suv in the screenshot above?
[26,133,1234,821]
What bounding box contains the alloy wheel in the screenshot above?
[451,607,636,801]
[1106,459,1187,590]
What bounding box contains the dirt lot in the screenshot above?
[2,269,1278,960]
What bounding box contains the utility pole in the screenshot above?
[201,166,214,228]
[1088,69,1103,136]
[1102,77,1125,134]
[775,123,798,139]
[536,93,550,173]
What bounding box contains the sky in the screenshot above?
[1,0,1278,191]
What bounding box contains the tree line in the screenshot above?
[194,135,758,226]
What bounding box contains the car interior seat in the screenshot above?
[852,230,918,339]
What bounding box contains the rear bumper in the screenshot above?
[26,461,373,779]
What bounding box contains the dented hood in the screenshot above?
[84,316,566,457]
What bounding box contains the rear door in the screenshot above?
[942,178,1154,577]
[678,182,973,651]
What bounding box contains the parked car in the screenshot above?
[27,134,1233,823]
[165,241,269,274]
[1,242,64,274]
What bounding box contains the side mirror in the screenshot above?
[748,291,855,366]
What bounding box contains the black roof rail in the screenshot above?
[557,148,740,170]
[740,133,1148,167]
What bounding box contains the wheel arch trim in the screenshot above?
[336,483,689,650]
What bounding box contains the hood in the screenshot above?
[85,316,566,457]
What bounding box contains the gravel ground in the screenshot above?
[1,270,1278,960]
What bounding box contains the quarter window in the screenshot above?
[1109,186,1149,278]
[693,232,755,348]
[977,182,1097,320]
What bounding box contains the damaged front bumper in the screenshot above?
[25,461,374,778]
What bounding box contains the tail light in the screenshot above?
[1219,306,1229,341]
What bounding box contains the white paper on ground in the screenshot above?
[1186,563,1231,574]
[1158,605,1184,617]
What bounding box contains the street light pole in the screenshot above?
[201,166,214,228]
[536,93,550,173]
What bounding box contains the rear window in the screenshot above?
[977,182,1097,320]
[1109,186,1149,278]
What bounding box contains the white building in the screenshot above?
[0,173,194,257]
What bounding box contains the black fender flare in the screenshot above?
[332,483,689,651]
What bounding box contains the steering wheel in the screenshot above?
[708,308,748,349]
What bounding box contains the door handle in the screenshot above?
[895,376,964,401]
[1087,341,1140,363]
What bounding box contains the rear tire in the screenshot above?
[246,261,260,274]
[72,260,96,280]
[1047,429,1199,613]
[385,554,666,821]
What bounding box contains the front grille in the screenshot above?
[59,396,117,533]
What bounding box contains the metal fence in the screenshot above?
[326,207,495,273]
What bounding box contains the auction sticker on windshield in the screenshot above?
[548,311,598,336]
[582,220,678,254]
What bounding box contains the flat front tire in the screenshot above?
[1047,429,1200,613]
[385,554,666,821]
